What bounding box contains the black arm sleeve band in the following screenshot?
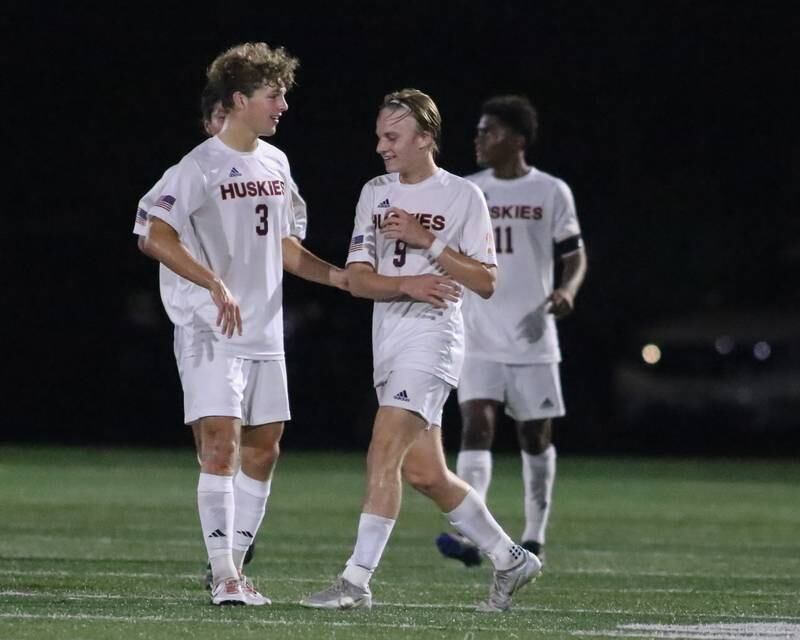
[554,234,583,257]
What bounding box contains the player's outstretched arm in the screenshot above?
[381,209,496,299]
[282,237,348,291]
[547,247,587,318]
[142,218,242,337]
[347,262,460,309]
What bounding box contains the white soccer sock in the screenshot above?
[342,513,396,588]
[521,445,557,544]
[445,489,520,570]
[232,471,271,571]
[456,449,493,502]
[197,472,238,584]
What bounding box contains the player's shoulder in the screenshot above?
[439,169,485,200]
[363,172,399,190]
[256,138,290,166]
[464,168,493,186]
[528,167,573,194]
[180,137,226,172]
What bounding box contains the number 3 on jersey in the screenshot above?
[255,204,268,236]
[494,226,513,254]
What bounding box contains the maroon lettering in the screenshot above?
[220,184,235,200]
[489,205,544,220]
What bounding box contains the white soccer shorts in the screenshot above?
[178,354,291,426]
[457,358,565,421]
[375,369,453,428]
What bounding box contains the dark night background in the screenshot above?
[5,2,799,456]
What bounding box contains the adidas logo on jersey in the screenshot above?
[378,199,390,208]
[393,389,410,402]
[207,529,227,538]
[540,398,554,409]
[229,167,242,177]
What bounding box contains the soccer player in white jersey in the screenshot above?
[437,95,587,568]
[133,82,309,587]
[138,42,346,606]
[301,89,541,613]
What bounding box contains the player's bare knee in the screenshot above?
[405,466,446,497]
[241,441,280,471]
[461,425,494,450]
[518,418,551,454]
[200,434,238,474]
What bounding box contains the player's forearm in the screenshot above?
[347,268,405,300]
[143,225,219,291]
[282,237,341,287]
[558,249,587,297]
[435,248,496,299]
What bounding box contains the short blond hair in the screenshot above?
[207,42,299,109]
[381,88,442,156]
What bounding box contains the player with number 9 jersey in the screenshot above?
[347,169,495,387]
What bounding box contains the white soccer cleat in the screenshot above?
[477,548,542,612]
[210,577,247,606]
[240,575,271,606]
[299,576,372,610]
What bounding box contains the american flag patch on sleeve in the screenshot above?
[155,195,176,212]
[349,234,364,254]
[135,207,148,225]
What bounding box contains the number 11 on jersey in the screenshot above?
[494,226,513,254]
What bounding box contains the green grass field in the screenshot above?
[1,447,799,640]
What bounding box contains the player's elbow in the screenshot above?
[139,234,158,259]
[474,268,497,299]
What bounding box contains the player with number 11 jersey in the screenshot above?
[463,168,581,364]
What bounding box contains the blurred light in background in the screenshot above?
[753,341,771,361]
[642,343,662,365]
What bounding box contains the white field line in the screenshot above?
[0,612,427,630]
[4,585,799,599]
[2,563,800,581]
[572,622,800,639]
[2,591,800,621]
[2,566,800,589]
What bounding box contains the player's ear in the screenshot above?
[231,91,248,111]
[417,130,434,151]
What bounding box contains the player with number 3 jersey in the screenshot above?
[138,42,346,607]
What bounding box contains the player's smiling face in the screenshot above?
[376,107,431,174]
[474,115,516,168]
[243,84,288,137]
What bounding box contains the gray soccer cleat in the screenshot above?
[299,576,372,610]
[477,548,542,612]
[240,575,271,606]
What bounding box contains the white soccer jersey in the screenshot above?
[133,141,306,240]
[346,168,496,386]
[462,168,582,364]
[143,136,293,359]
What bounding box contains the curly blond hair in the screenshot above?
[207,42,299,109]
